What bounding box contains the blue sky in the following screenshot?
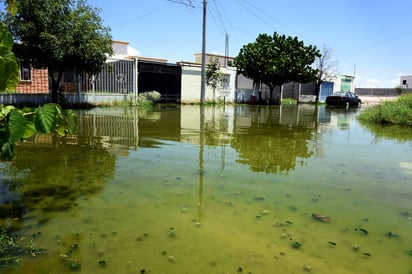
[87,0,412,88]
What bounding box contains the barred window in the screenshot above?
[20,65,32,81]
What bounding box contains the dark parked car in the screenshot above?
[325,91,361,106]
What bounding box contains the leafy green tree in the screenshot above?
[3,0,113,102]
[0,23,19,91]
[206,57,224,102]
[233,32,320,103]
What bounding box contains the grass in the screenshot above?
[281,98,298,104]
[357,93,412,126]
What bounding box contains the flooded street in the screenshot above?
[1,104,412,273]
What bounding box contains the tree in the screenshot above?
[3,0,113,102]
[206,57,224,102]
[0,22,19,91]
[314,44,339,102]
[0,1,78,161]
[233,32,320,104]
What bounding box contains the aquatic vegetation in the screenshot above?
[291,241,302,249]
[0,228,47,265]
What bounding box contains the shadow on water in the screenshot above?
[0,135,116,230]
[1,104,412,273]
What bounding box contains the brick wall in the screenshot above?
[16,68,49,94]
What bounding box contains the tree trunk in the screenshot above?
[269,85,275,104]
[315,80,322,103]
[49,71,62,103]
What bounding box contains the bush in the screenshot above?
[357,94,412,126]
[137,91,161,107]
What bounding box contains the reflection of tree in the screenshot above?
[359,122,412,143]
[231,106,315,174]
[1,137,115,228]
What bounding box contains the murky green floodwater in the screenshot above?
[1,104,412,274]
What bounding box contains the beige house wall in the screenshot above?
[180,62,237,104]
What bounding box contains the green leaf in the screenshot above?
[22,121,36,139]
[8,109,28,143]
[62,109,77,135]
[1,141,14,160]
[34,103,61,134]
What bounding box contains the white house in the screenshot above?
[400,75,412,89]
[178,53,237,104]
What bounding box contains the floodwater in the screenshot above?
[1,104,412,274]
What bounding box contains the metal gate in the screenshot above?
[91,58,137,94]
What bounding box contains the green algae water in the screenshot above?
[1,105,412,274]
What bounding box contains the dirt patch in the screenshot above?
[359,96,398,105]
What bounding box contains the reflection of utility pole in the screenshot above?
[198,105,205,223]
[200,0,207,104]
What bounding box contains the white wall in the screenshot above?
[180,63,236,104]
[400,75,412,88]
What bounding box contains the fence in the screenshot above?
[1,58,138,106]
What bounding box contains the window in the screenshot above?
[20,64,32,81]
[402,80,407,85]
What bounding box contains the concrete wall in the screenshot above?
[0,93,132,106]
[355,88,398,96]
[180,63,236,104]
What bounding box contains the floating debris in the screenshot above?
[168,227,176,238]
[253,197,265,201]
[355,228,368,235]
[363,252,371,257]
[303,264,312,272]
[312,213,331,222]
[69,261,81,270]
[400,211,411,217]
[98,260,106,267]
[291,241,302,249]
[261,210,270,215]
[328,241,336,246]
[352,244,360,251]
[168,255,176,262]
[387,231,399,238]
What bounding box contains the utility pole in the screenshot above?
[200,0,207,104]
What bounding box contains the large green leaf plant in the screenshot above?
[0,102,78,161]
[0,103,77,160]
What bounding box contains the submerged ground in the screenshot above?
[1,104,411,273]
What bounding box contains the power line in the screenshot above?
[166,0,195,8]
